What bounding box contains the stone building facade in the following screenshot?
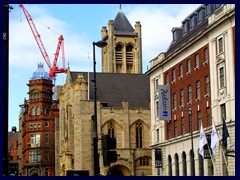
[55,6,152,176]
[55,71,151,176]
[147,4,235,176]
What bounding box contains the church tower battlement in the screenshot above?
[101,5,142,74]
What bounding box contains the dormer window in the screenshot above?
[182,19,190,35]
[215,4,222,9]
[206,4,214,17]
[198,6,206,23]
[172,28,182,43]
[190,14,197,29]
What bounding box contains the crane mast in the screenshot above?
[19,4,66,79]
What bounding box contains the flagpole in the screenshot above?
[213,120,230,176]
[206,138,219,176]
[219,140,231,175]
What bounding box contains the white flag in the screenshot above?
[211,121,219,155]
[199,123,207,157]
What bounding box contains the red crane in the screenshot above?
[19,4,66,79]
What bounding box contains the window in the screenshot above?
[179,64,183,78]
[220,104,226,120]
[198,9,203,23]
[156,101,159,118]
[195,54,199,68]
[197,111,201,130]
[29,149,40,162]
[175,154,179,176]
[174,120,178,137]
[140,157,149,166]
[136,122,143,148]
[181,117,185,135]
[207,107,211,127]
[187,59,191,73]
[172,69,176,82]
[168,155,172,176]
[188,85,192,103]
[190,15,196,29]
[204,48,208,63]
[205,76,210,95]
[45,121,49,127]
[218,37,223,54]
[173,93,177,110]
[206,4,213,16]
[219,67,225,88]
[166,73,169,85]
[180,89,184,107]
[156,129,160,143]
[36,106,40,115]
[31,107,35,116]
[155,78,159,91]
[182,152,187,176]
[196,80,201,100]
[30,134,40,146]
[167,123,171,140]
[108,121,115,138]
[45,133,49,144]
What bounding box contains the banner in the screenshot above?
[158,85,171,120]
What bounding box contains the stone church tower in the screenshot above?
[101,6,142,74]
[55,6,151,176]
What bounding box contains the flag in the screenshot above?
[199,123,207,157]
[222,118,229,148]
[211,121,219,155]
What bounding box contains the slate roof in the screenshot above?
[113,9,136,35]
[166,18,208,56]
[8,132,18,149]
[70,72,150,108]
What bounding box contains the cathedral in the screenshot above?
[55,7,152,176]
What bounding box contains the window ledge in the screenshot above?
[186,72,191,75]
[180,105,184,109]
[178,76,183,80]
[187,102,192,105]
[194,67,199,71]
[172,108,177,112]
[203,61,208,66]
[195,98,200,102]
[172,80,176,84]
[204,94,209,98]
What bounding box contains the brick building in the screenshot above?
[8,127,19,176]
[147,4,235,176]
[19,63,59,176]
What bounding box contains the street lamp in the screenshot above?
[92,40,107,176]
[185,109,195,176]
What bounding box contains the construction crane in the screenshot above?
[19,4,66,80]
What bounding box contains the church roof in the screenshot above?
[114,9,135,34]
[70,72,150,108]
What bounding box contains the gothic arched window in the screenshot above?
[136,122,142,148]
[108,121,115,138]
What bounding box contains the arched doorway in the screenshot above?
[108,165,131,176]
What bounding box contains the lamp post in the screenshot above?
[92,40,107,176]
[185,109,195,176]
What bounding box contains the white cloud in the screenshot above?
[126,4,201,66]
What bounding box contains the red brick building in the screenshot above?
[20,63,59,176]
[8,127,19,176]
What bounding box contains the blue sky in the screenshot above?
[9,4,201,131]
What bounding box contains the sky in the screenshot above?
[8,4,201,131]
